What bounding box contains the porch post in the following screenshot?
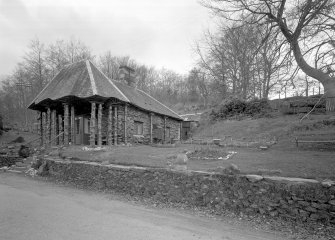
[46,108,51,145]
[63,103,69,146]
[97,103,102,147]
[51,109,56,145]
[40,111,43,146]
[163,116,166,143]
[70,106,75,144]
[107,104,113,146]
[90,102,96,146]
[124,104,128,144]
[179,121,182,141]
[42,112,47,146]
[113,106,118,145]
[149,113,153,144]
[58,114,63,145]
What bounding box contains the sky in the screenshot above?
[0,0,214,78]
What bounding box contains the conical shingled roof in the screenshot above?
[28,60,182,120]
[29,60,129,105]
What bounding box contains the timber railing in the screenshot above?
[25,131,64,147]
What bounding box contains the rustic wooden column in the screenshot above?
[124,104,127,144]
[97,103,102,147]
[113,106,118,145]
[63,104,69,146]
[70,106,75,144]
[90,102,96,146]
[179,121,182,141]
[58,115,63,145]
[46,108,51,145]
[149,113,153,144]
[42,112,47,146]
[163,116,166,143]
[107,104,113,146]
[51,109,56,145]
[40,111,43,146]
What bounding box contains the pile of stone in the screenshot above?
[0,145,22,167]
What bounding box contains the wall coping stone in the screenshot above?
[264,176,319,184]
[246,174,264,182]
[321,180,335,187]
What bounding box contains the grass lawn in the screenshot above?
[61,145,190,168]
[60,144,335,180]
[189,147,335,180]
[59,113,335,180]
[1,114,334,181]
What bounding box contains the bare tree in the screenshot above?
[46,40,69,76]
[195,29,228,98]
[187,68,210,105]
[257,26,293,99]
[201,0,335,110]
[23,38,48,93]
[196,23,284,100]
[47,38,94,78]
[66,38,94,64]
[98,54,136,81]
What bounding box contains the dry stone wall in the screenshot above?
[45,158,335,224]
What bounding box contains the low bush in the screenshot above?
[209,98,271,121]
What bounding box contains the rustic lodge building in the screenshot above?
[28,60,182,146]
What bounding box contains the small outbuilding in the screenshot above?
[28,60,182,146]
[179,113,202,140]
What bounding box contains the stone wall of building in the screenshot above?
[166,117,180,142]
[100,103,180,144]
[45,158,335,224]
[152,114,180,143]
[125,105,150,143]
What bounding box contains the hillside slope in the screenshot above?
[194,113,335,149]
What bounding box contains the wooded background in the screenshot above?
[2,0,334,128]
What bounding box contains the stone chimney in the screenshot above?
[119,65,137,87]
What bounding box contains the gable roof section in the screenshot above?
[29,60,182,120]
[113,81,181,120]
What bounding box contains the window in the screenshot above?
[134,121,143,135]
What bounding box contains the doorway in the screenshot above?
[75,116,90,145]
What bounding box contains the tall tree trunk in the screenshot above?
[323,81,335,111]
[291,40,335,111]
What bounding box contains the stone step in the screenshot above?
[14,166,28,169]
[7,169,24,174]
[15,162,30,167]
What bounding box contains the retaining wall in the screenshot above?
[44,158,335,224]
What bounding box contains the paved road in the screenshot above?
[0,173,285,240]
